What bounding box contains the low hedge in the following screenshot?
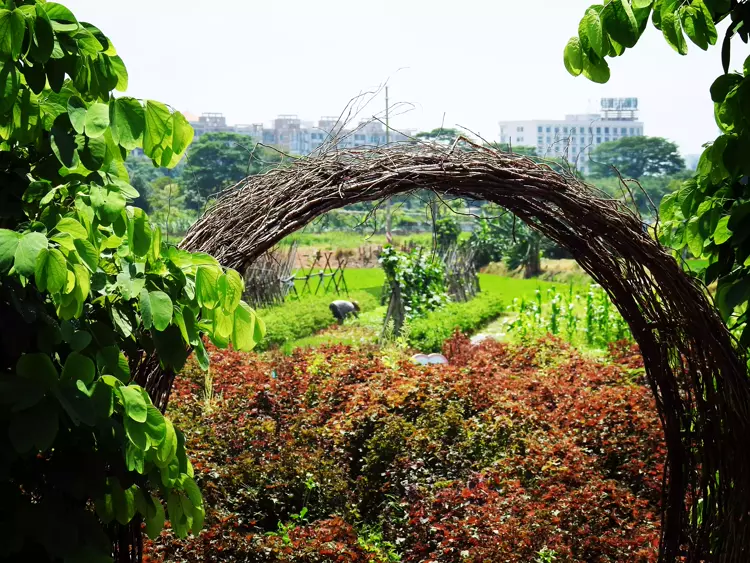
[256,291,378,351]
[407,292,505,352]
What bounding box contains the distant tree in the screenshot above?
[467,207,542,278]
[180,132,283,209]
[435,216,461,249]
[590,136,685,178]
[594,172,692,217]
[415,128,462,143]
[146,178,198,239]
[488,143,539,157]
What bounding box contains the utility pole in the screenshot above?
[385,86,393,242]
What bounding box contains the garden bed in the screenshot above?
[145,336,663,562]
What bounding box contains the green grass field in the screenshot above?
[292,269,581,306]
[280,230,470,250]
[273,269,590,351]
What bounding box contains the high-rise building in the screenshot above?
[498,98,644,175]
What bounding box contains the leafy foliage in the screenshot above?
[179,132,284,209]
[145,336,663,562]
[593,172,690,217]
[0,2,264,560]
[466,205,542,276]
[566,0,750,343]
[255,291,378,351]
[590,136,686,178]
[406,291,505,352]
[434,215,460,249]
[379,245,449,318]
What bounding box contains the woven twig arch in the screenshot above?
[176,142,750,561]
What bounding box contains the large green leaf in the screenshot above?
[17,353,59,387]
[149,290,173,331]
[196,265,221,309]
[0,9,26,61]
[124,416,148,451]
[144,496,166,539]
[564,37,584,77]
[139,288,153,330]
[67,95,87,135]
[55,217,88,239]
[232,302,260,352]
[580,6,607,58]
[144,405,167,447]
[80,134,107,171]
[73,238,99,271]
[96,345,130,383]
[710,73,742,104]
[686,216,704,257]
[153,325,190,371]
[45,3,78,24]
[35,247,67,293]
[50,118,78,168]
[119,385,148,423]
[714,215,732,245]
[0,228,20,272]
[110,480,136,526]
[0,62,19,114]
[682,4,707,50]
[143,100,172,158]
[32,3,54,63]
[179,475,203,508]
[582,50,610,83]
[61,352,95,385]
[14,231,48,277]
[662,8,688,54]
[110,55,128,91]
[219,270,243,313]
[212,308,233,340]
[85,102,109,138]
[603,0,639,48]
[171,111,194,158]
[129,208,152,257]
[156,417,177,467]
[110,97,144,150]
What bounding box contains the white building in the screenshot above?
[498,98,644,175]
[186,113,410,156]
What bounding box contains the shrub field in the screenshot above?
[256,291,378,351]
[145,335,663,562]
[406,292,505,352]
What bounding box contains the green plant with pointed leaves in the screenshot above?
[565,0,750,345]
[0,2,265,561]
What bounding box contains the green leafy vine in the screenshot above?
[0,1,264,561]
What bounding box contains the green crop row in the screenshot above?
[256,291,378,351]
[406,293,505,353]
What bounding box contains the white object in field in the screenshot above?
[410,353,448,365]
[411,353,429,365]
[427,353,448,365]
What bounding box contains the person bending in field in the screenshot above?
[329,300,360,325]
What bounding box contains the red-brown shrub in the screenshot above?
[145,336,664,562]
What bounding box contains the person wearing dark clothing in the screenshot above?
[329,300,360,324]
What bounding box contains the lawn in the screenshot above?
[272,270,591,351]
[293,267,386,298]
[280,230,470,250]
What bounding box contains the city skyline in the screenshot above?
[66,0,729,156]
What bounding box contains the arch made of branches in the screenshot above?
[175,142,750,562]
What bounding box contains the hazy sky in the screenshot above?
[68,0,739,155]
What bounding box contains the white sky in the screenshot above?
[68,0,742,155]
